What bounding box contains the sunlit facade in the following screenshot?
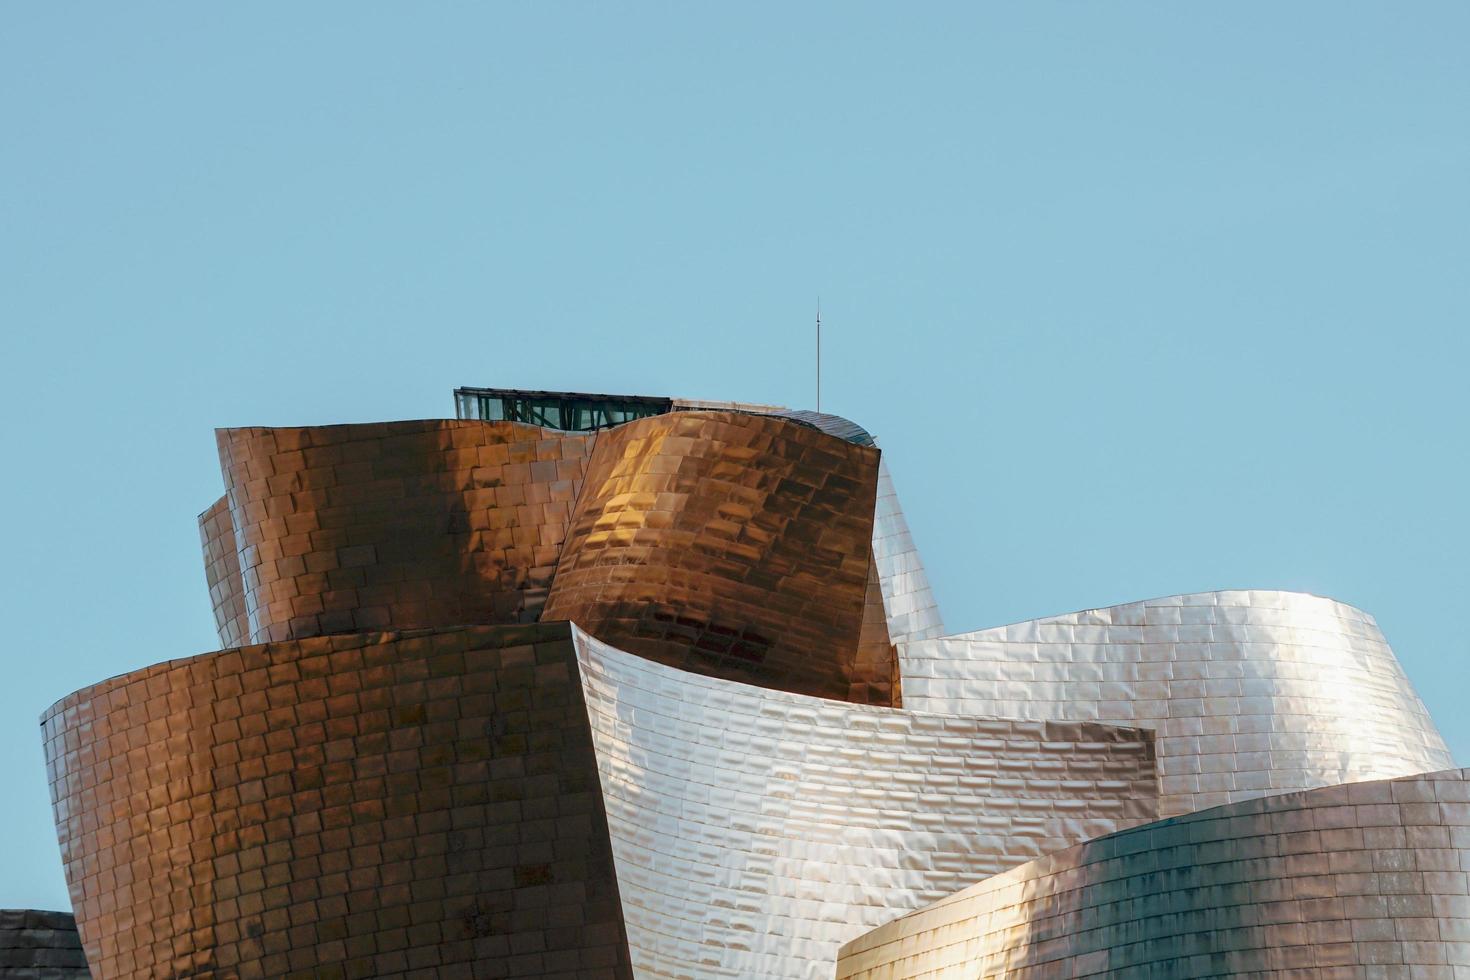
[36,388,1460,978]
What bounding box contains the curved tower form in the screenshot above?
[35,386,1456,978]
[216,419,594,641]
[42,625,633,979]
[544,410,889,703]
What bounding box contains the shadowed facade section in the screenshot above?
[545,411,893,704]
[838,767,1470,979]
[0,910,89,977]
[217,420,593,642]
[42,625,631,980]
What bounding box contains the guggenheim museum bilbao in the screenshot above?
[24,386,1466,979]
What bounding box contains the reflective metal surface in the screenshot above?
[838,767,1470,979]
[901,590,1453,816]
[92,391,1458,978]
[42,625,633,980]
[545,411,894,704]
[672,402,944,644]
[217,420,594,641]
[871,458,945,644]
[197,494,248,649]
[574,628,1157,979]
[201,405,946,710]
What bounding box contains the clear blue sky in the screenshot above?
[2,3,1466,910]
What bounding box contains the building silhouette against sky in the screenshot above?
[27,387,1465,978]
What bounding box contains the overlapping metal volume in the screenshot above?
[38,386,1458,978]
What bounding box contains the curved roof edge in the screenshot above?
[837,765,1470,979]
[920,587,1380,642]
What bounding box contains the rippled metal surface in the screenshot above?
[573,627,1157,979]
[198,403,947,709]
[838,766,1470,979]
[197,495,248,648]
[165,394,1461,979]
[673,400,944,644]
[217,420,595,641]
[545,411,891,703]
[871,458,945,644]
[901,590,1453,817]
[43,625,634,980]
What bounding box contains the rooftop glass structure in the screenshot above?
[453,386,672,432]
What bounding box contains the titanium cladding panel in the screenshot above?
[42,625,632,980]
[199,494,249,649]
[573,629,1158,979]
[900,590,1453,816]
[669,402,946,646]
[202,410,941,708]
[217,420,594,643]
[546,411,893,704]
[837,767,1470,980]
[134,395,1463,979]
[870,458,945,643]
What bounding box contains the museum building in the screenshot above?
[16,387,1465,978]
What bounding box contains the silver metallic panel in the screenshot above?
[871,458,945,643]
[572,627,1156,979]
[901,590,1453,817]
[837,767,1470,979]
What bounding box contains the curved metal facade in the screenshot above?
[871,458,945,643]
[544,411,893,704]
[708,406,945,668]
[39,389,1459,978]
[670,401,945,646]
[42,625,631,980]
[837,767,1470,979]
[574,628,1156,979]
[217,420,595,642]
[900,590,1452,816]
[206,411,917,707]
[198,494,248,649]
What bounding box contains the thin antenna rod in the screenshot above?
[816,298,822,413]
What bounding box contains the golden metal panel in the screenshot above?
[41,625,633,980]
[216,421,594,642]
[198,494,248,649]
[546,411,895,704]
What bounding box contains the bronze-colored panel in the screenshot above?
[544,411,890,703]
[41,624,632,980]
[198,495,248,649]
[218,421,593,643]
